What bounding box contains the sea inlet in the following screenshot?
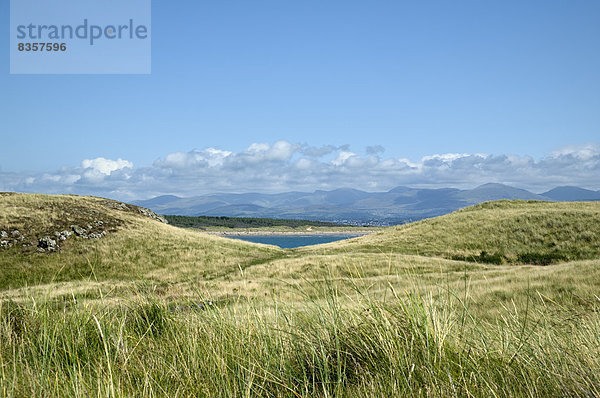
[226,234,360,248]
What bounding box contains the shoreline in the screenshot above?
[206,230,377,237]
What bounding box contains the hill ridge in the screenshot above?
[316,199,600,265]
[132,183,599,223]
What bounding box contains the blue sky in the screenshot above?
[1,0,599,198]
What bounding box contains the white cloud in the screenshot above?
[331,151,357,166]
[421,153,471,163]
[295,158,313,170]
[240,141,297,162]
[156,148,232,169]
[1,141,599,200]
[81,157,133,175]
[550,142,600,160]
[269,140,295,161]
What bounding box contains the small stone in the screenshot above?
[71,225,87,238]
[0,240,9,248]
[89,231,106,239]
[38,236,58,252]
[0,231,7,239]
[11,230,20,238]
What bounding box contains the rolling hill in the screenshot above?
[3,193,600,397]
[541,186,600,201]
[315,200,600,264]
[0,192,279,291]
[3,193,600,294]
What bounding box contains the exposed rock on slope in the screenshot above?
[0,192,167,254]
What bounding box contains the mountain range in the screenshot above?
[131,184,600,225]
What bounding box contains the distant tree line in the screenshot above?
[163,215,342,229]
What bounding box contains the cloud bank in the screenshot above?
[1,141,599,201]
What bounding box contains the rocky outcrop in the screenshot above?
[71,225,87,238]
[1,230,8,248]
[88,231,107,239]
[0,221,109,253]
[54,230,73,241]
[37,236,58,252]
[138,207,168,223]
[101,200,129,211]
[100,199,168,224]
[1,229,25,249]
[1,196,167,255]
[70,224,107,239]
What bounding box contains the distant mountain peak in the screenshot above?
[132,194,182,207]
[542,186,600,201]
[315,188,364,194]
[388,186,413,193]
[457,183,547,202]
[129,184,599,223]
[473,183,514,190]
[544,186,594,193]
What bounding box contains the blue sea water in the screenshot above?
[227,234,359,249]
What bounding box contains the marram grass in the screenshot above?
[2,194,600,397]
[317,200,600,264]
[1,281,600,397]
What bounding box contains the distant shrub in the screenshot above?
[478,251,504,264]
[517,252,567,266]
[452,251,505,265]
[452,250,570,266]
[164,215,343,229]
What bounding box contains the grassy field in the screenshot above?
[1,193,600,397]
[317,200,600,264]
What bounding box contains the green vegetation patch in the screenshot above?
[164,214,343,229]
[320,200,600,264]
[0,193,282,291]
[2,194,600,396]
[2,288,600,397]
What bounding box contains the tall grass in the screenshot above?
[1,280,599,397]
[2,195,600,396]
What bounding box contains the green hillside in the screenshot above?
[316,200,600,264]
[0,193,279,291]
[2,194,600,397]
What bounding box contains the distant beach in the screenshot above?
[206,230,377,237]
